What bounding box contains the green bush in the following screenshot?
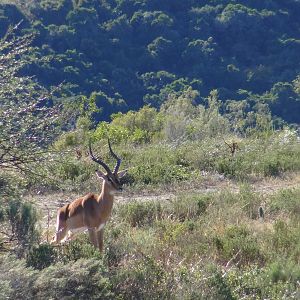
[56,235,102,263]
[0,255,114,300]
[238,184,261,219]
[199,132,300,179]
[266,259,300,285]
[271,220,300,258]
[47,156,93,190]
[54,131,80,150]
[6,199,40,256]
[55,158,91,181]
[117,200,162,227]
[132,163,190,185]
[34,258,114,299]
[208,268,235,300]
[0,255,37,300]
[94,122,130,144]
[102,222,136,268]
[93,106,162,144]
[269,188,300,216]
[166,193,211,221]
[103,221,163,269]
[213,225,262,265]
[26,244,57,270]
[129,145,191,185]
[261,155,282,177]
[226,263,299,300]
[27,236,103,270]
[112,254,171,300]
[158,220,193,245]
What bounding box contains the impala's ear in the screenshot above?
[118,169,127,178]
[95,170,106,180]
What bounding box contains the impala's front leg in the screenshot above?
[88,228,98,248]
[97,228,104,252]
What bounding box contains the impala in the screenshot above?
[51,140,127,252]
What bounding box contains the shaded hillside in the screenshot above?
[1,0,300,122]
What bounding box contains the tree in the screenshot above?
[0,25,62,173]
[0,25,64,256]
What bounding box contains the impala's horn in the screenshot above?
[108,138,121,174]
[89,140,112,175]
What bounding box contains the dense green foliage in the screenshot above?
[0,0,300,122]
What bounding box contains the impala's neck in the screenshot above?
[98,181,115,203]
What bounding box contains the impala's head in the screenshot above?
[89,139,127,192]
[95,169,127,192]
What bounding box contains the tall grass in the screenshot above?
[2,186,298,299]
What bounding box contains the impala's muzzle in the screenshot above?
[113,181,123,192]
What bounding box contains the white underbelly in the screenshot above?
[69,226,87,234]
[69,223,105,234]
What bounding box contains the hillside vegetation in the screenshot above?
[0,0,300,121]
[0,0,300,299]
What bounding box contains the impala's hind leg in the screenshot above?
[52,203,70,244]
[51,225,68,244]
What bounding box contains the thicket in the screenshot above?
[48,89,300,191]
